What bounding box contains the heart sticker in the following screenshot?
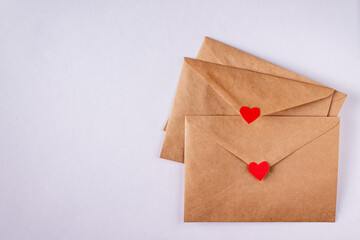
[240,107,260,124]
[248,161,269,181]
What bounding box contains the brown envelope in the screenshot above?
[160,58,334,163]
[184,116,340,222]
[197,37,346,116]
[163,37,346,130]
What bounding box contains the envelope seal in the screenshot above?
[240,107,260,124]
[248,161,269,181]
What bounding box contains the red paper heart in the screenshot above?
[248,161,269,181]
[240,107,260,124]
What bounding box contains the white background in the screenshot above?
[0,0,359,239]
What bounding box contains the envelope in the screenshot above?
[160,58,335,163]
[184,116,340,222]
[163,37,346,130]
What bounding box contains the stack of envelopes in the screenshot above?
[160,37,346,222]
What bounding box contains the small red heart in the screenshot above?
[248,161,269,181]
[240,107,260,124]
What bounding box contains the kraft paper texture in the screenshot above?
[184,116,339,222]
[163,37,347,131]
[196,37,346,116]
[161,57,336,163]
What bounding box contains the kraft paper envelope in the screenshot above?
[197,37,346,116]
[160,58,335,163]
[184,116,340,222]
[164,37,346,131]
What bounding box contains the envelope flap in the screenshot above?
[184,58,334,115]
[186,116,339,166]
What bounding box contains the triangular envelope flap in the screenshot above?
[184,58,334,115]
[186,116,339,166]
